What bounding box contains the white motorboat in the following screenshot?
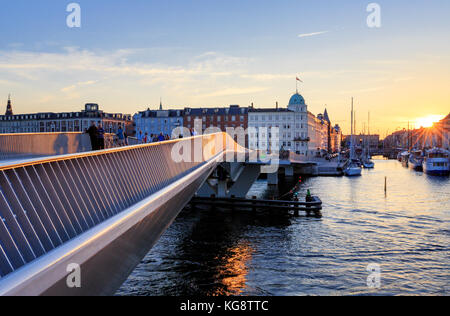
[423,148,449,176]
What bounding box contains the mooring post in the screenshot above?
[385,177,387,195]
[294,196,300,217]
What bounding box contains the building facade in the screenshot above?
[344,134,380,152]
[0,98,133,135]
[383,113,449,151]
[183,105,248,133]
[133,102,183,139]
[248,93,336,156]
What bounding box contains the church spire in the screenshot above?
[323,107,330,123]
[159,97,163,110]
[5,94,13,116]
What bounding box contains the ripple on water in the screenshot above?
[118,160,450,296]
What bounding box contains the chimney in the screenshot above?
[276,101,279,110]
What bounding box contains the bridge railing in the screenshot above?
[0,132,119,161]
[0,132,236,279]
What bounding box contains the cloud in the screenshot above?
[200,87,268,98]
[298,31,329,38]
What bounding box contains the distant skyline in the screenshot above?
[1,0,449,137]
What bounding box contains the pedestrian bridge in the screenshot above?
[0,132,250,296]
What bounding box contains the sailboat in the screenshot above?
[345,98,362,177]
[363,112,375,169]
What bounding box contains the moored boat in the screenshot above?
[400,151,410,168]
[423,148,449,176]
[345,98,362,177]
[408,150,424,171]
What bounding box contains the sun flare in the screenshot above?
[415,115,445,128]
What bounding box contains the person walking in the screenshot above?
[137,130,144,143]
[97,122,105,150]
[117,124,125,146]
[86,121,98,151]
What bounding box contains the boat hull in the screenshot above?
[344,168,362,177]
[423,159,449,176]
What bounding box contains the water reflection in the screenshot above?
[119,160,449,296]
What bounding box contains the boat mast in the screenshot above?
[368,112,371,157]
[351,98,354,160]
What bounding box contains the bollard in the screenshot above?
[294,196,300,217]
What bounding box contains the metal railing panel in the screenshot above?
[25,165,72,242]
[39,164,82,236]
[0,172,46,258]
[95,156,127,213]
[3,169,55,252]
[62,160,101,226]
[0,190,34,265]
[81,157,115,219]
[53,162,94,230]
[0,133,239,281]
[14,168,63,247]
[102,154,133,210]
[90,155,121,215]
[0,243,14,278]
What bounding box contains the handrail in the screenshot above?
[0,132,236,279]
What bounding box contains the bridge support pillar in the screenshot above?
[196,163,261,199]
[267,172,278,186]
[284,166,294,177]
[227,164,261,198]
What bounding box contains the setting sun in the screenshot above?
[415,115,445,128]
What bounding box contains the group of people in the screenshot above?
[85,121,127,151]
[136,131,172,144]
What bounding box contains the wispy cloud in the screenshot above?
[298,31,329,38]
[200,87,268,98]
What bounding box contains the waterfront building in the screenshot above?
[344,134,380,152]
[383,114,449,151]
[331,124,343,153]
[248,92,335,156]
[0,98,133,135]
[435,114,450,150]
[133,101,183,138]
[183,105,248,133]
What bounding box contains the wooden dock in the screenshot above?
[190,195,323,217]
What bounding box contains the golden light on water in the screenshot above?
[415,115,445,128]
[212,241,254,296]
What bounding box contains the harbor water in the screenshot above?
[117,159,449,296]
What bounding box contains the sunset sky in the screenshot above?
[1,0,449,137]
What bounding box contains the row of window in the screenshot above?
[249,115,306,121]
[249,123,307,130]
[186,116,245,123]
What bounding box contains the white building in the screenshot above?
[248,92,330,156]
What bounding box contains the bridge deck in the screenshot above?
[0,133,241,295]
